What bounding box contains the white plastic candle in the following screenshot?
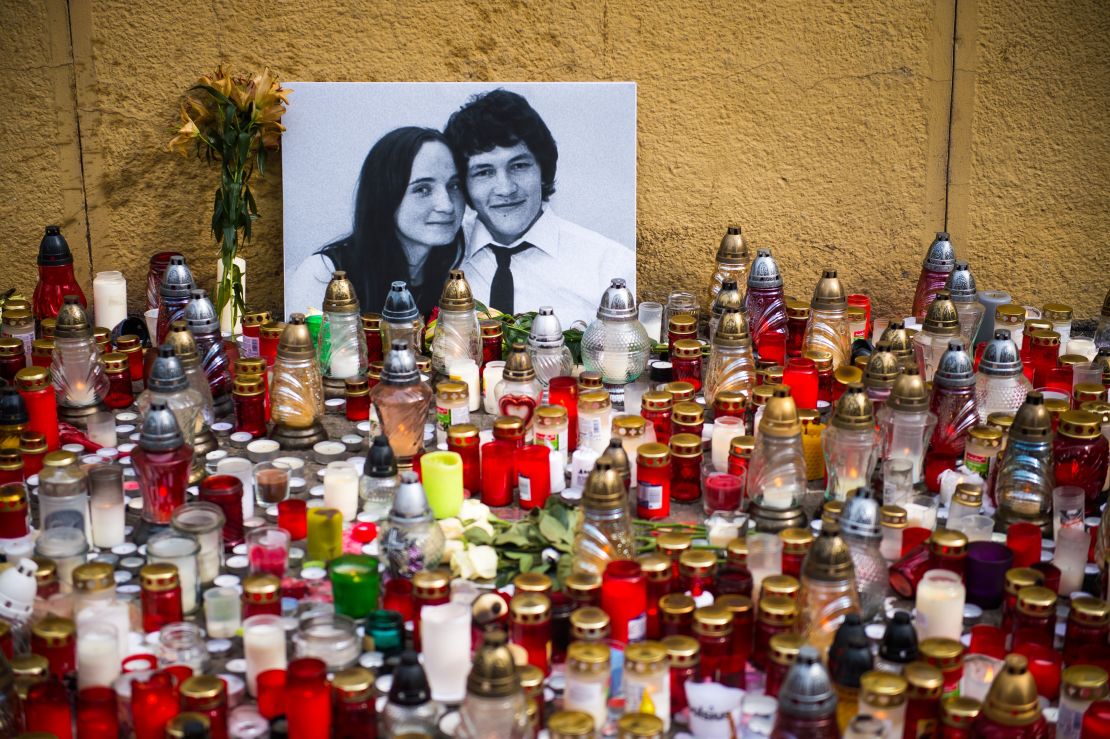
[447,358,481,412]
[216,457,255,520]
[549,449,567,493]
[216,256,246,335]
[421,602,472,702]
[915,570,965,641]
[482,361,506,415]
[90,499,125,549]
[1054,527,1091,596]
[78,599,130,662]
[148,535,200,613]
[746,533,783,602]
[77,622,121,689]
[710,416,745,472]
[92,271,128,332]
[243,614,287,696]
[1065,338,1097,362]
[323,461,360,522]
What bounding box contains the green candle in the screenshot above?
[420,451,464,519]
[329,554,380,618]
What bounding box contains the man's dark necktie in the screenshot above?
[488,242,534,315]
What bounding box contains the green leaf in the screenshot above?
[494,524,533,548]
[463,527,491,545]
[518,553,533,572]
[538,514,568,545]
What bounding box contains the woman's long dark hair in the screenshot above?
[318,127,463,316]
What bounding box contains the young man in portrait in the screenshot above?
[444,89,635,326]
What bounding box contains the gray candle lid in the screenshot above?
[184,289,220,334]
[160,255,196,299]
[139,400,184,452]
[978,330,1023,377]
[747,248,784,289]
[934,339,976,387]
[922,231,956,272]
[596,278,638,321]
[147,345,189,393]
[381,281,419,322]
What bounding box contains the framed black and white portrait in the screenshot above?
[281,82,637,327]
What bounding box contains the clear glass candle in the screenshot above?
[87,465,125,549]
[247,526,290,578]
[204,586,242,639]
[146,529,201,613]
[170,501,225,585]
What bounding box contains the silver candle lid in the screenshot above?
[160,255,196,300]
[922,231,956,272]
[147,345,189,393]
[596,278,638,321]
[945,260,978,302]
[140,399,184,451]
[978,329,1023,377]
[934,339,976,387]
[390,471,433,521]
[747,248,784,289]
[777,646,837,717]
[381,282,419,323]
[380,340,419,385]
[184,289,220,334]
[839,487,882,541]
[529,307,566,350]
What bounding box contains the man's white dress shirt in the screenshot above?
[460,208,636,327]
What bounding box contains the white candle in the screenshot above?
[760,478,798,510]
[216,256,246,335]
[549,449,567,493]
[323,461,360,521]
[77,622,121,689]
[1065,338,1098,362]
[329,349,360,379]
[93,271,128,332]
[421,602,472,702]
[78,599,130,661]
[482,362,505,415]
[1054,527,1091,596]
[91,499,125,549]
[448,359,481,412]
[244,615,287,696]
[710,416,745,473]
[148,535,200,613]
[915,569,965,641]
[216,457,255,521]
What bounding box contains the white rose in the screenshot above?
[438,517,465,540]
[467,545,499,580]
[442,539,465,566]
[451,549,475,579]
[459,499,492,524]
[465,517,495,538]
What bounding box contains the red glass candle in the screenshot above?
[242,573,282,618]
[664,635,700,714]
[0,453,20,486]
[277,499,308,541]
[727,434,753,477]
[920,638,965,698]
[765,634,803,698]
[1001,568,1045,637]
[0,482,28,539]
[547,376,578,452]
[481,319,503,365]
[30,615,76,679]
[660,592,696,637]
[256,669,287,720]
[78,686,120,739]
[678,550,718,598]
[929,529,969,577]
[672,401,704,439]
[510,593,553,675]
[1054,411,1110,515]
[132,441,193,525]
[1029,330,1060,387]
[233,375,267,438]
[479,440,515,506]
[904,662,944,739]
[639,553,674,640]
[780,528,813,580]
[669,433,703,502]
[785,300,810,359]
[713,390,746,421]
[344,378,371,422]
[1014,642,1063,702]
[635,443,671,519]
[115,335,145,384]
[31,337,53,368]
[15,366,59,450]
[240,312,265,359]
[259,322,283,368]
[285,658,333,739]
[102,353,134,409]
[1082,700,1110,737]
[331,667,377,738]
[783,357,819,410]
[140,563,184,633]
[361,314,383,363]
[1007,523,1043,568]
[412,569,450,650]
[694,605,733,683]
[808,350,835,404]
[1064,596,1110,667]
[717,594,754,684]
[925,380,979,492]
[668,313,697,354]
[848,294,872,337]
[516,444,551,510]
[199,474,246,549]
[380,578,414,623]
[180,675,230,739]
[751,595,797,671]
[889,542,932,598]
[0,338,25,386]
[641,391,674,445]
[1013,586,1057,650]
[969,624,1008,660]
[24,678,74,738]
[671,339,704,392]
[704,472,743,514]
[447,424,481,494]
[601,559,647,644]
[131,671,180,739]
[20,431,46,480]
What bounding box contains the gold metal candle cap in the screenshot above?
[923,290,961,335]
[277,314,316,360]
[439,269,475,311]
[582,459,627,510]
[802,526,855,581]
[715,225,748,265]
[713,307,751,347]
[982,654,1043,727]
[1058,410,1102,440]
[759,385,801,437]
[54,296,91,339]
[167,320,199,363]
[322,271,359,313]
[466,629,519,699]
[864,343,899,391]
[502,341,536,382]
[889,366,930,413]
[72,561,114,592]
[831,383,874,429]
[810,269,847,311]
[1010,391,1053,442]
[1042,303,1073,322]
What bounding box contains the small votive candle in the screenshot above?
[277,499,308,541]
[76,622,120,689]
[323,461,360,522]
[247,526,291,578]
[146,530,201,614]
[482,361,506,415]
[915,570,966,642]
[710,415,745,473]
[204,586,242,639]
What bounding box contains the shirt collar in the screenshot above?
[466,207,559,260]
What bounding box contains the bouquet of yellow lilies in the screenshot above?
[167,67,290,330]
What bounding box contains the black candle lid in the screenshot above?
[37,225,73,266]
[367,435,397,478]
[0,389,28,426]
[388,650,432,706]
[880,610,919,663]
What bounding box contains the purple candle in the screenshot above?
[965,541,1013,609]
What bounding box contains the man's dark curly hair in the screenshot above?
[444,89,558,201]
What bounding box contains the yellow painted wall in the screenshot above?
[1,0,1107,321]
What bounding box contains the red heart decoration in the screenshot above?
[499,393,538,427]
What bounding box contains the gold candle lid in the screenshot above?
[413,569,451,598]
[512,572,552,596]
[577,371,603,390]
[803,526,854,581]
[760,574,800,600]
[467,629,519,698]
[668,433,702,458]
[664,381,696,401]
[502,341,536,382]
[582,460,626,510]
[564,571,601,600]
[1069,596,1110,627]
[72,561,114,593]
[904,661,944,700]
[1059,410,1102,440]
[995,304,1026,325]
[715,225,748,265]
[1061,665,1109,702]
[260,321,285,340]
[693,605,733,636]
[1042,303,1072,322]
[726,536,748,564]
[322,271,359,313]
[1075,383,1107,405]
[668,313,697,335]
[30,615,75,647]
[243,310,273,328]
[624,641,668,671]
[672,338,702,359]
[618,712,665,738]
[614,414,648,437]
[509,593,551,624]
[1016,585,1057,617]
[641,391,674,412]
[332,667,375,702]
[756,595,798,625]
[922,290,961,335]
[277,314,315,360]
[242,573,281,604]
[860,670,908,708]
[953,483,983,508]
[759,385,801,437]
[830,383,874,429]
[785,297,810,319]
[941,696,982,729]
[715,593,753,618]
[659,592,696,618]
[672,401,703,425]
[729,435,756,457]
[566,640,611,670]
[547,710,596,738]
[179,674,226,707]
[919,637,964,669]
[578,390,611,411]
[981,654,1042,727]
[779,527,814,555]
[569,606,610,639]
[770,632,805,667]
[439,270,476,312]
[140,562,180,592]
[656,531,692,558]
[678,549,717,577]
[637,552,672,582]
[661,634,700,669]
[1004,567,1045,596]
[889,366,930,412]
[810,269,847,311]
[714,308,751,347]
[714,389,747,412]
[804,349,833,372]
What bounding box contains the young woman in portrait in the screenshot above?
[288,126,465,316]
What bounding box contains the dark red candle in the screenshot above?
[447,424,481,495]
[233,375,268,437]
[77,686,120,739]
[199,474,246,549]
[783,357,819,410]
[131,671,180,739]
[24,678,74,738]
[509,592,553,675]
[102,352,134,409]
[361,314,383,364]
[670,433,703,503]
[277,498,308,541]
[636,443,671,519]
[331,666,377,738]
[0,482,28,539]
[140,563,184,633]
[285,658,333,739]
[547,376,578,452]
[641,391,674,445]
[515,444,551,510]
[1054,411,1110,515]
[30,615,76,679]
[180,675,229,739]
[670,340,704,392]
[694,605,733,683]
[15,366,59,450]
[344,377,371,422]
[479,440,515,506]
[638,553,674,640]
[601,559,647,644]
[1007,522,1043,568]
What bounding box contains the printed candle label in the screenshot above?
[963,450,990,477]
[535,430,562,451]
[637,482,664,512]
[519,475,532,503]
[579,416,605,443]
[627,613,647,642]
[435,404,470,432]
[242,335,260,358]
